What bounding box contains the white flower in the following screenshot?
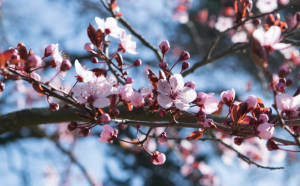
[74,60,96,82]
[157,74,197,111]
[95,17,124,38]
[119,32,137,55]
[256,0,277,13]
[72,76,113,108]
[253,26,290,51]
[215,16,233,32]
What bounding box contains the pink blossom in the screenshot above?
[84,42,94,52]
[100,113,111,124]
[95,17,124,38]
[245,95,258,110]
[74,60,96,82]
[44,44,63,69]
[131,92,145,107]
[253,26,290,52]
[151,151,166,165]
[257,122,275,139]
[119,32,137,55]
[259,114,269,123]
[157,74,197,111]
[99,125,118,143]
[196,92,219,114]
[256,0,277,13]
[72,76,113,108]
[215,16,233,32]
[220,89,235,105]
[279,0,289,5]
[276,93,300,113]
[119,84,134,102]
[159,40,170,54]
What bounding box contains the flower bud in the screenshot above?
[245,95,258,110]
[234,137,244,145]
[181,61,189,72]
[84,42,94,52]
[159,40,170,54]
[133,59,142,67]
[91,56,99,63]
[68,121,78,131]
[126,77,133,84]
[0,81,5,92]
[258,114,269,123]
[257,122,274,139]
[278,64,291,78]
[266,139,279,151]
[60,59,72,71]
[220,89,235,106]
[100,113,111,124]
[178,50,190,61]
[185,81,195,89]
[158,132,167,144]
[49,103,59,111]
[151,151,166,165]
[112,108,120,117]
[44,44,58,57]
[26,55,42,70]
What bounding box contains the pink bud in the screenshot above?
[158,132,167,144]
[49,103,59,111]
[68,121,77,131]
[151,151,166,165]
[26,55,42,70]
[99,125,118,143]
[112,108,120,117]
[234,137,244,145]
[179,50,190,61]
[91,56,99,63]
[220,89,235,106]
[0,81,5,92]
[266,139,279,151]
[126,77,133,84]
[257,122,275,139]
[133,59,142,67]
[84,42,94,52]
[185,81,196,89]
[45,44,58,57]
[245,95,258,110]
[258,114,269,123]
[181,61,190,72]
[159,40,170,54]
[278,64,291,78]
[60,59,72,71]
[101,113,111,124]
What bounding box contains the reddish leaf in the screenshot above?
[17,42,28,60]
[147,68,158,89]
[0,49,14,69]
[186,129,205,140]
[230,103,248,124]
[87,24,103,48]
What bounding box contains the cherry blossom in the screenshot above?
[130,92,145,107]
[276,93,300,113]
[72,76,114,108]
[220,89,235,106]
[44,44,63,69]
[119,84,134,102]
[256,0,277,13]
[74,60,96,82]
[99,125,118,143]
[157,73,197,111]
[252,26,290,53]
[95,17,124,38]
[196,92,219,114]
[245,95,258,110]
[257,122,275,139]
[215,16,233,32]
[119,32,137,54]
[151,151,166,165]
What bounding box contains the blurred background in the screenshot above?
[0,0,299,185]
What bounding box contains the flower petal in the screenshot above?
[157,79,171,95]
[174,100,190,111]
[178,87,197,103]
[157,94,173,109]
[169,74,184,91]
[93,97,110,108]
